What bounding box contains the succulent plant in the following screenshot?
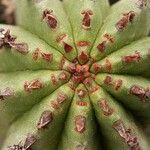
[0,0,150,149]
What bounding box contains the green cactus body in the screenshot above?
[0,0,150,150]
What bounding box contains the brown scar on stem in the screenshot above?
[8,134,36,149]
[76,142,87,150]
[63,42,73,53]
[130,85,150,102]
[59,56,66,70]
[115,11,135,31]
[50,92,67,110]
[56,34,67,43]
[51,74,58,85]
[56,34,73,53]
[97,41,107,53]
[33,48,40,61]
[58,71,68,81]
[10,42,29,55]
[114,79,123,91]
[50,100,60,110]
[122,51,141,64]
[136,0,147,9]
[0,87,15,100]
[103,34,115,43]
[67,78,77,91]
[83,77,93,86]
[77,89,87,98]
[41,52,53,63]
[33,48,53,62]
[97,34,115,53]
[98,99,114,116]
[93,59,112,73]
[23,134,37,149]
[37,111,53,129]
[8,141,23,150]
[113,120,140,149]
[24,79,43,92]
[105,59,112,72]
[78,51,89,63]
[77,41,91,47]
[42,9,58,29]
[68,64,91,84]
[0,29,29,54]
[93,63,102,74]
[89,85,99,93]
[104,76,113,85]
[104,76,123,91]
[57,92,68,104]
[81,9,93,30]
[75,115,86,133]
[76,101,88,107]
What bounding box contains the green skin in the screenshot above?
[84,79,149,150]
[63,0,109,64]
[0,70,70,125]
[95,73,150,117]
[0,0,150,149]
[1,83,74,150]
[91,37,150,76]
[16,0,77,61]
[0,25,72,72]
[58,84,101,150]
[90,0,150,61]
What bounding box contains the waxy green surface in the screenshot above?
[0,0,150,149]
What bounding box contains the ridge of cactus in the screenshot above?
[0,0,150,150]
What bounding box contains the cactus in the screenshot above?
[0,0,150,149]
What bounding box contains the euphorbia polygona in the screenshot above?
[0,0,150,149]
